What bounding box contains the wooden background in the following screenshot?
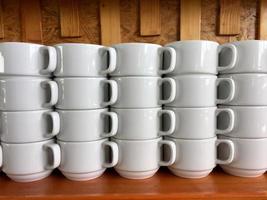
[0,0,260,45]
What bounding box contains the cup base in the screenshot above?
[221,166,266,178]
[168,167,213,179]
[115,168,159,179]
[7,170,52,182]
[61,169,106,181]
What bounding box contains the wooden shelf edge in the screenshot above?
[0,168,267,200]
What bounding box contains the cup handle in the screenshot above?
[158,110,176,136]
[44,143,61,170]
[100,111,118,137]
[0,145,2,168]
[158,77,176,105]
[216,139,235,165]
[216,77,235,104]
[217,44,237,72]
[102,141,119,168]
[40,46,57,74]
[100,47,117,75]
[159,47,176,75]
[158,140,176,166]
[216,108,235,134]
[101,80,118,107]
[45,111,60,137]
[41,80,59,107]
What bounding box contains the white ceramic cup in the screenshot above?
[0,42,57,76]
[111,107,175,140]
[57,109,118,141]
[217,106,267,138]
[219,40,267,74]
[55,77,118,109]
[0,139,60,182]
[112,137,176,179]
[111,43,176,76]
[218,74,267,106]
[218,135,267,177]
[0,77,58,111]
[165,136,234,179]
[111,77,176,108]
[164,75,234,107]
[0,110,60,143]
[164,40,237,75]
[58,139,118,181]
[54,43,116,77]
[164,107,234,139]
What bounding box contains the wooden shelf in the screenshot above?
[0,168,266,200]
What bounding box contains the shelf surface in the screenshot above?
[0,168,267,200]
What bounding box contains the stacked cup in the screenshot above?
[109,43,177,179]
[0,42,60,182]
[217,40,267,177]
[163,40,237,179]
[54,43,119,181]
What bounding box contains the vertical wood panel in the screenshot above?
[0,0,4,39]
[140,0,160,36]
[59,0,80,38]
[219,0,240,35]
[20,0,43,43]
[100,0,121,45]
[259,0,267,39]
[180,0,201,40]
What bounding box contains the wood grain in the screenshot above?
[0,168,266,200]
[20,0,43,43]
[259,0,267,39]
[59,0,80,38]
[219,0,240,35]
[140,0,160,36]
[0,0,4,38]
[180,0,201,40]
[100,0,121,45]
[0,0,258,44]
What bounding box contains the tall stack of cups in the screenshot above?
[0,42,60,182]
[163,40,237,179]
[217,40,267,177]
[53,43,119,181]
[109,43,177,179]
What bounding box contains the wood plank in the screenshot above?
[0,0,4,39]
[20,0,43,43]
[219,0,240,35]
[59,0,80,38]
[140,0,160,36]
[0,168,267,200]
[259,0,267,39]
[100,0,121,45]
[180,0,201,40]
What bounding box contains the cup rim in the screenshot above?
[0,42,45,47]
[57,108,108,113]
[111,137,161,143]
[57,138,108,145]
[219,73,267,77]
[111,76,160,80]
[166,40,219,46]
[1,138,55,146]
[111,107,161,111]
[218,135,267,141]
[226,40,267,45]
[54,77,107,80]
[54,43,104,48]
[112,42,162,48]
[164,106,217,110]
[0,109,53,114]
[165,136,217,142]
